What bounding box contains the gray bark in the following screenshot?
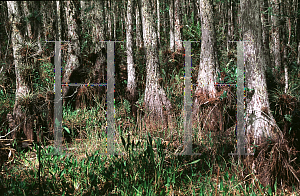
[193,0,221,132]
[157,0,161,47]
[126,0,138,117]
[270,0,281,80]
[240,0,279,147]
[141,0,172,129]
[260,0,271,68]
[56,1,62,41]
[136,2,143,48]
[22,1,32,39]
[62,0,81,101]
[174,0,183,51]
[7,1,32,140]
[169,0,175,52]
[195,0,219,97]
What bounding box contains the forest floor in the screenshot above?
[1,104,300,195]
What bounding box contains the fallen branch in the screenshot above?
[0,120,24,139]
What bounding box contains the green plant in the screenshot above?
[123,99,131,114]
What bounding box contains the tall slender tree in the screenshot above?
[56,1,62,41]
[169,0,175,52]
[260,0,271,68]
[126,0,138,117]
[174,0,183,51]
[156,0,161,47]
[270,0,282,84]
[140,0,172,130]
[136,2,143,49]
[193,0,221,132]
[22,1,32,39]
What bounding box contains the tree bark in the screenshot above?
[227,0,236,50]
[7,1,32,140]
[34,2,43,53]
[174,0,183,51]
[107,0,112,40]
[22,1,33,39]
[169,0,175,52]
[260,0,271,68]
[141,0,172,130]
[62,0,81,104]
[56,1,62,41]
[114,1,117,40]
[241,0,279,147]
[281,1,289,94]
[193,0,221,133]
[136,2,143,49]
[270,0,282,84]
[157,0,161,47]
[126,0,138,118]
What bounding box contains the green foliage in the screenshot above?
[219,90,228,100]
[0,87,14,132]
[62,125,70,134]
[0,119,295,195]
[183,12,201,41]
[32,62,54,92]
[219,59,237,84]
[123,99,131,114]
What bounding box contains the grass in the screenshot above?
[1,91,299,195]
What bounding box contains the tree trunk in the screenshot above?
[162,0,168,45]
[41,2,48,41]
[113,0,117,39]
[281,1,289,94]
[241,0,279,147]
[227,0,236,50]
[107,0,112,40]
[62,0,81,104]
[126,0,138,118]
[22,1,33,39]
[56,1,62,41]
[270,0,282,84]
[169,0,175,52]
[7,1,33,140]
[174,0,183,51]
[141,0,172,131]
[193,0,222,133]
[260,0,271,68]
[136,3,143,49]
[157,0,161,47]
